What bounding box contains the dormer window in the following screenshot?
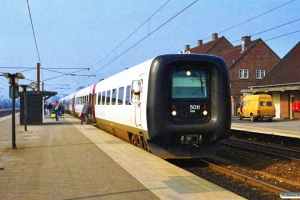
[239,69,249,79]
[256,69,265,79]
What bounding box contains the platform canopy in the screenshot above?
[20,91,57,100]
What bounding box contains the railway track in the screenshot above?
[201,159,288,196]
[0,109,20,118]
[220,138,300,160]
[169,137,300,199]
[169,158,285,199]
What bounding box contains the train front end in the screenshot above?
[146,54,231,158]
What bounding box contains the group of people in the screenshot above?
[46,100,65,121]
[45,100,91,124]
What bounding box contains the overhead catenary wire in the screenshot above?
[230,18,300,44]
[68,0,297,95]
[27,0,46,84]
[171,0,298,54]
[93,0,198,74]
[71,0,198,92]
[9,0,296,96]
[92,0,171,68]
[72,0,174,89]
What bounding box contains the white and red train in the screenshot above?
[60,54,231,159]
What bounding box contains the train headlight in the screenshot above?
[172,105,177,116]
[186,70,191,76]
[202,104,208,115]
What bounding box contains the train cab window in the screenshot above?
[97,92,101,105]
[118,87,124,105]
[101,91,106,105]
[111,88,117,105]
[106,90,111,105]
[125,85,131,105]
[172,69,207,99]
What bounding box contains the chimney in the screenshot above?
[212,33,218,41]
[198,40,203,46]
[185,45,190,51]
[242,36,251,43]
[241,36,251,53]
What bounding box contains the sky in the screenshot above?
[1,0,300,99]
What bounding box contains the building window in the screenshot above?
[239,69,248,79]
[256,69,265,79]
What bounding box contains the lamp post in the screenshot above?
[3,73,25,149]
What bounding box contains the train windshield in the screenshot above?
[172,69,207,99]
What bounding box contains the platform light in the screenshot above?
[3,72,25,85]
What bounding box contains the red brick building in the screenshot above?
[185,33,233,54]
[187,34,280,115]
[242,42,300,119]
[217,36,280,106]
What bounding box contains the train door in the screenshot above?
[131,79,142,127]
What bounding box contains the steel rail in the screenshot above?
[220,138,300,162]
[200,159,289,196]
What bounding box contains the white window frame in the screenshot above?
[256,69,265,79]
[239,69,249,79]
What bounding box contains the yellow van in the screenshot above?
[237,94,276,122]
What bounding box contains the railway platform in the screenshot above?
[0,114,243,200]
[231,117,300,139]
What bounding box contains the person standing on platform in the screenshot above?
[47,103,53,116]
[59,102,64,116]
[81,101,90,125]
[53,100,60,121]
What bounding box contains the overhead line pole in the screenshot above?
[37,63,40,94]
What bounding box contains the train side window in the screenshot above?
[118,87,124,105]
[111,88,117,105]
[106,90,111,105]
[101,91,106,105]
[97,92,101,105]
[125,85,131,105]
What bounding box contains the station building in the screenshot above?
[242,42,300,119]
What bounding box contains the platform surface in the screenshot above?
[0,114,244,199]
[231,117,300,138]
